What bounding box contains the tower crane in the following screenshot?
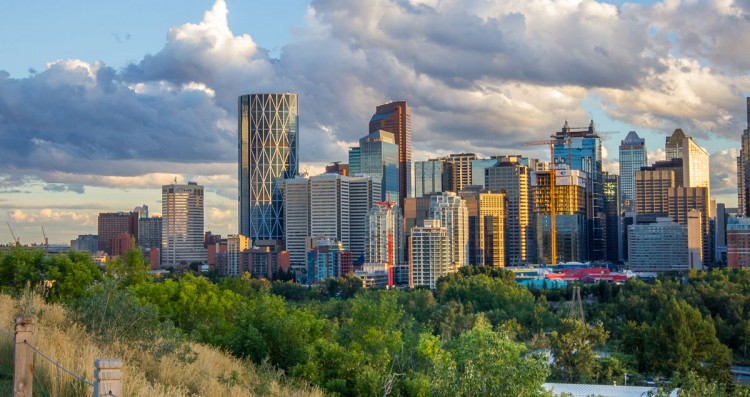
[42,226,49,257]
[6,221,20,247]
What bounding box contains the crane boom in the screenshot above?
[42,226,49,256]
[6,221,20,247]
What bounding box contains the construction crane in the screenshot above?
[524,134,572,265]
[41,226,49,257]
[6,221,20,247]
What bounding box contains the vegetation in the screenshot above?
[2,246,750,396]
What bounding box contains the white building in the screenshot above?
[161,182,206,266]
[410,219,452,289]
[349,175,381,260]
[365,201,403,287]
[628,217,688,272]
[284,177,311,271]
[428,192,468,270]
[226,234,250,276]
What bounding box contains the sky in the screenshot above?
[1,0,749,245]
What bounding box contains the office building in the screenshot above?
[668,186,710,264]
[471,158,498,187]
[226,235,250,277]
[365,201,403,287]
[71,234,98,254]
[553,120,606,261]
[310,173,350,248]
[325,161,349,176]
[727,217,750,268]
[687,209,703,270]
[619,131,647,212]
[665,128,710,207]
[369,101,411,208]
[97,212,138,255]
[738,98,750,217]
[635,169,675,222]
[628,218,688,272]
[447,153,478,192]
[283,177,310,270]
[459,189,505,267]
[356,130,399,202]
[415,159,453,198]
[162,182,206,266]
[410,219,452,289]
[349,176,382,260]
[532,168,588,263]
[428,192,468,270]
[239,93,299,241]
[138,217,162,250]
[306,238,350,284]
[485,156,531,266]
[716,203,729,263]
[603,173,621,263]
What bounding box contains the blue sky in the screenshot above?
[1,0,748,244]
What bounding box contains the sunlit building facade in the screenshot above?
[365,201,403,287]
[239,93,299,241]
[428,192,468,270]
[619,131,647,212]
[369,101,411,208]
[162,182,206,266]
[410,219,451,289]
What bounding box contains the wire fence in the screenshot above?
[25,340,94,387]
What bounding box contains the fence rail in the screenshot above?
[7,317,122,397]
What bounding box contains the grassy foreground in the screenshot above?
[0,293,323,397]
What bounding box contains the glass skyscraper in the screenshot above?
[369,101,411,208]
[553,120,605,261]
[618,131,647,212]
[239,93,299,241]
[357,130,399,202]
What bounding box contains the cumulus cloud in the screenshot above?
[1,0,749,201]
[710,148,739,196]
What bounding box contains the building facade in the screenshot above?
[628,218,688,272]
[485,157,531,266]
[357,130,399,202]
[283,177,310,271]
[162,182,206,266]
[364,201,403,287]
[738,98,750,217]
[459,189,505,267]
[415,159,453,198]
[619,131,647,212]
[226,234,250,277]
[668,186,710,264]
[635,169,675,222]
[97,212,138,255]
[137,217,162,251]
[428,192,468,270]
[369,101,411,208]
[410,219,452,289]
[727,217,750,268]
[239,93,299,241]
[447,153,478,192]
[349,176,382,260]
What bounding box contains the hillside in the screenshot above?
[0,293,323,397]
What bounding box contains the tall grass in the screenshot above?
[0,294,323,397]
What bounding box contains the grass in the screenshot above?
[0,294,323,397]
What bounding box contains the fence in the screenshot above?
[0,317,123,397]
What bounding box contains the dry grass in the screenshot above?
[0,294,323,397]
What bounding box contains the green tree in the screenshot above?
[550,319,608,382]
[107,248,150,286]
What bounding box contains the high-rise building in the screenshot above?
[553,120,606,261]
[365,201,403,287]
[428,192,468,270]
[325,161,349,176]
[310,173,350,249]
[668,186,710,264]
[349,176,382,260]
[532,168,587,263]
[348,147,361,175]
[415,159,453,198]
[283,177,310,270]
[459,189,505,267]
[645,159,684,187]
[485,156,531,266]
[471,159,498,187]
[403,196,432,282]
[716,203,729,263]
[619,131,647,212]
[137,217,162,250]
[447,153,478,192]
[738,98,750,217]
[71,234,98,254]
[635,169,675,222]
[665,128,710,207]
[687,209,703,270]
[97,212,138,255]
[628,218,688,272]
[226,234,250,277]
[356,130,399,202]
[307,238,350,284]
[603,173,621,263]
[239,93,299,241]
[410,219,452,289]
[727,217,750,268]
[162,182,206,266]
[369,101,411,208]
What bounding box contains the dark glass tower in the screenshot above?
[239,93,299,241]
[369,101,411,209]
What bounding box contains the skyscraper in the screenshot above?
[365,201,403,287]
[428,192,468,270]
[532,169,587,263]
[459,189,505,267]
[97,212,138,255]
[356,130,399,202]
[349,176,382,260]
[665,128,710,194]
[369,101,411,208]
[162,182,206,266]
[485,156,531,266]
[553,120,606,261]
[310,174,351,249]
[738,98,750,217]
[447,153,478,192]
[603,173,621,263]
[283,177,310,270]
[415,159,453,198]
[239,93,299,241]
[410,219,451,289]
[619,131,647,212]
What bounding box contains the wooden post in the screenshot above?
[94,358,123,397]
[13,317,33,397]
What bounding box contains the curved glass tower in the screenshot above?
[239,93,299,241]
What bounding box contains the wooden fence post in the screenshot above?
[94,358,123,397]
[13,317,33,397]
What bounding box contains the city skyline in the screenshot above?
[2,0,749,244]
